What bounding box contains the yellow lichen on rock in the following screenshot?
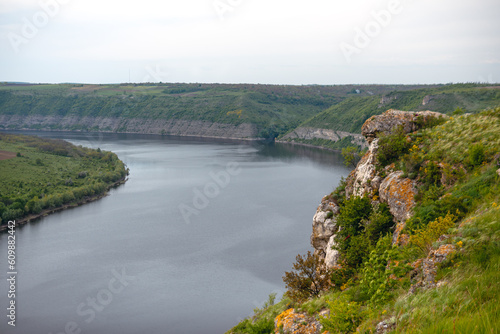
[274,309,322,334]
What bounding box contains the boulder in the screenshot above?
[324,235,340,268]
[274,309,323,334]
[361,109,447,144]
[311,198,340,257]
[410,244,456,293]
[379,171,417,223]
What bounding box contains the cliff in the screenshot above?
[311,109,448,266]
[258,107,498,334]
[0,114,258,140]
[278,127,367,150]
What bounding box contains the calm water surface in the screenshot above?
[0,132,349,334]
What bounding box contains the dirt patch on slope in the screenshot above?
[0,150,16,160]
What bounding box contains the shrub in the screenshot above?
[341,146,361,167]
[468,143,485,167]
[376,126,411,166]
[229,317,274,334]
[364,203,394,246]
[335,196,372,268]
[320,297,364,334]
[283,251,332,303]
[359,235,411,305]
[410,213,456,255]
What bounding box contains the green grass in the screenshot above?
[386,204,500,333]
[0,132,127,224]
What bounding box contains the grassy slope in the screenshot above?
[0,132,127,225]
[227,108,500,333]
[299,84,500,133]
[0,83,437,139]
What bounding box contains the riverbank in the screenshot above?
[0,177,127,233]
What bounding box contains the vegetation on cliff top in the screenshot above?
[3,83,498,147]
[0,132,128,225]
[227,107,500,333]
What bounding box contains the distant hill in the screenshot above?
[278,84,500,149]
[0,83,498,148]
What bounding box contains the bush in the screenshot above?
[341,146,362,167]
[229,318,274,334]
[410,213,456,255]
[468,143,485,167]
[334,196,372,268]
[320,297,364,334]
[283,251,332,303]
[376,126,411,166]
[359,235,411,305]
[364,203,394,246]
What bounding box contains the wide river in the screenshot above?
[0,132,349,334]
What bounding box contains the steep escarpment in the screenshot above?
[0,114,258,140]
[278,127,367,150]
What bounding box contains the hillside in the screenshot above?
[0,132,128,229]
[227,107,500,333]
[0,82,439,141]
[279,84,500,150]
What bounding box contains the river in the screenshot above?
[0,132,349,334]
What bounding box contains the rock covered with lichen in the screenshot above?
[311,109,448,266]
[274,308,325,334]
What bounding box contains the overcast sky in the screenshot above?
[1,0,499,85]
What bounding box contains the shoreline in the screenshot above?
[0,128,265,143]
[0,177,128,233]
[275,139,342,153]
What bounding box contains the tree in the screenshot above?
[283,251,331,303]
[341,146,361,167]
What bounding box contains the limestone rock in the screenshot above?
[346,138,380,198]
[280,127,367,148]
[311,197,340,258]
[422,95,433,106]
[379,171,417,223]
[410,244,456,293]
[0,114,259,140]
[361,109,447,144]
[324,235,340,268]
[274,309,322,334]
[376,317,396,334]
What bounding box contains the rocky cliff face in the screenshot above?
[0,114,258,140]
[280,127,367,148]
[311,109,448,267]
